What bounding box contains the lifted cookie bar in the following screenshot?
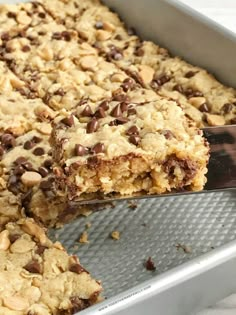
[51,91,209,202]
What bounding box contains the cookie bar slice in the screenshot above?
[51,92,209,202]
[0,218,102,314]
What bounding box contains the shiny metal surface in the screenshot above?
[74,125,236,205]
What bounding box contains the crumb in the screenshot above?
[73,245,79,250]
[78,231,89,244]
[141,223,147,227]
[211,246,215,250]
[128,201,137,210]
[176,243,192,254]
[111,231,120,240]
[85,222,92,229]
[144,257,156,271]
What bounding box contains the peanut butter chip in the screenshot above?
[21,172,42,187]
[80,56,98,71]
[96,30,112,41]
[0,230,10,250]
[189,97,206,108]
[103,21,116,32]
[16,11,32,25]
[22,219,49,245]
[138,65,155,84]
[3,296,29,311]
[36,123,52,135]
[206,114,226,126]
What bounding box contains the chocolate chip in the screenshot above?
[108,120,117,126]
[1,134,15,148]
[42,160,52,170]
[22,45,31,52]
[173,84,184,93]
[107,46,123,61]
[121,78,135,92]
[38,12,46,18]
[115,117,129,125]
[9,234,20,243]
[127,107,137,116]
[199,103,210,113]
[185,88,203,98]
[185,71,197,78]
[99,100,109,111]
[161,130,174,140]
[7,12,16,18]
[145,257,156,271]
[61,31,71,41]
[24,260,41,274]
[81,105,93,117]
[32,136,42,144]
[61,115,74,127]
[94,107,105,119]
[52,32,62,40]
[113,93,130,102]
[120,102,128,112]
[38,167,49,177]
[222,103,234,114]
[1,32,10,41]
[69,263,86,274]
[0,145,4,156]
[153,74,171,87]
[33,147,45,156]
[230,118,236,124]
[91,143,105,154]
[114,34,122,40]
[129,135,140,145]
[74,144,88,156]
[110,104,122,117]
[86,118,99,133]
[87,156,99,167]
[126,126,139,135]
[23,162,35,171]
[14,157,28,165]
[77,98,89,106]
[95,21,103,29]
[35,245,48,255]
[14,165,25,176]
[54,88,65,96]
[24,140,35,150]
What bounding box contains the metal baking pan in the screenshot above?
[2,0,236,314]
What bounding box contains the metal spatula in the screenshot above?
[76,125,236,205]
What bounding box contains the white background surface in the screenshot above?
[180,3,236,314]
[180,0,236,33]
